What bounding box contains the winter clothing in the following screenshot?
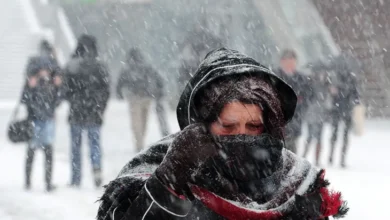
[65,35,109,187]
[98,138,347,220]
[195,76,285,139]
[128,96,152,152]
[116,49,169,150]
[155,123,218,198]
[329,55,360,114]
[70,125,102,186]
[29,120,55,149]
[22,49,62,192]
[275,68,312,153]
[26,56,60,78]
[330,113,352,167]
[328,55,360,167]
[213,134,284,183]
[177,49,297,130]
[116,49,163,99]
[64,36,110,126]
[303,69,330,164]
[26,120,55,189]
[26,144,53,191]
[64,56,110,125]
[97,48,347,220]
[22,56,62,121]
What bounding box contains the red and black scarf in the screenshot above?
[191,150,348,219]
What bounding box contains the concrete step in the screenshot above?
[0,0,37,100]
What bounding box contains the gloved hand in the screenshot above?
[155,123,218,199]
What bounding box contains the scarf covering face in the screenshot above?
[213,134,283,182]
[191,150,349,220]
[195,76,285,139]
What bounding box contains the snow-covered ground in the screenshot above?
[0,101,389,219]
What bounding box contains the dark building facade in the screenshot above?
[312,0,390,117]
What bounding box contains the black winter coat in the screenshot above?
[275,69,312,137]
[26,55,60,77]
[98,135,349,220]
[329,56,360,114]
[116,61,163,99]
[97,49,347,220]
[22,56,62,120]
[64,57,110,126]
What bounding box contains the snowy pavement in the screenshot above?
[0,101,389,219]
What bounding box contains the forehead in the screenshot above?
[219,102,263,120]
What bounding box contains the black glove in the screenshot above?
[155,123,218,199]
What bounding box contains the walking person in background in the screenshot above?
[116,48,169,152]
[275,49,311,153]
[64,35,110,188]
[22,40,62,192]
[328,54,360,168]
[302,63,330,166]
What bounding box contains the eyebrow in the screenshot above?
[247,120,263,124]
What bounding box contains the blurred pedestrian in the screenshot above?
[328,54,360,168]
[275,49,311,153]
[22,40,63,192]
[116,48,169,152]
[302,63,331,166]
[64,35,110,187]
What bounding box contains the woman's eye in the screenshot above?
[221,124,235,129]
[248,124,264,131]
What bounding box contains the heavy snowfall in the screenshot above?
[1,0,390,219]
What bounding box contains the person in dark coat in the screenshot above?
[302,63,331,166]
[117,48,169,152]
[97,48,348,220]
[22,40,63,192]
[328,54,360,168]
[274,49,311,154]
[64,34,110,187]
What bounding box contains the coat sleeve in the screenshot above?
[62,65,78,101]
[97,136,192,220]
[96,64,110,113]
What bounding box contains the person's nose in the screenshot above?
[238,124,247,135]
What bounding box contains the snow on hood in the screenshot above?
[176,48,298,130]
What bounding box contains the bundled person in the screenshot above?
[116,48,169,152]
[274,49,311,153]
[97,48,348,220]
[22,40,63,192]
[302,63,331,166]
[64,35,110,187]
[328,54,360,168]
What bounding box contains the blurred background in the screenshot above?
[0,0,389,219]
